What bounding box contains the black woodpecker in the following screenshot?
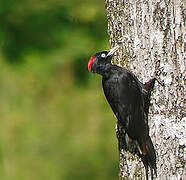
[88,47,157,180]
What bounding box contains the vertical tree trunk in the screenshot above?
[105,0,185,179]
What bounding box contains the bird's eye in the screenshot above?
[101,53,106,58]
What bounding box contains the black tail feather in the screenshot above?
[140,136,157,180]
[146,136,157,176]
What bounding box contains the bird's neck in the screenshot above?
[98,63,113,78]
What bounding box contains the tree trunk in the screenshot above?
[105,0,185,179]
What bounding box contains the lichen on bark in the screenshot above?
[105,0,186,179]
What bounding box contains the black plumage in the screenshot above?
[88,50,157,180]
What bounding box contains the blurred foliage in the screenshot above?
[0,0,118,180]
[0,0,109,63]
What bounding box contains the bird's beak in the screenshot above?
[107,45,119,57]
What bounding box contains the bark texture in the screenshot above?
[105,0,185,179]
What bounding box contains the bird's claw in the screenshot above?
[154,67,165,86]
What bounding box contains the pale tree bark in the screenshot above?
[105,0,185,179]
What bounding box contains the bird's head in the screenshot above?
[88,46,119,74]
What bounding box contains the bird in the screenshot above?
[88,47,157,180]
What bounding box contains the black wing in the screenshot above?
[102,67,157,180]
[102,68,147,140]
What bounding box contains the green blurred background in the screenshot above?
[0,0,119,179]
